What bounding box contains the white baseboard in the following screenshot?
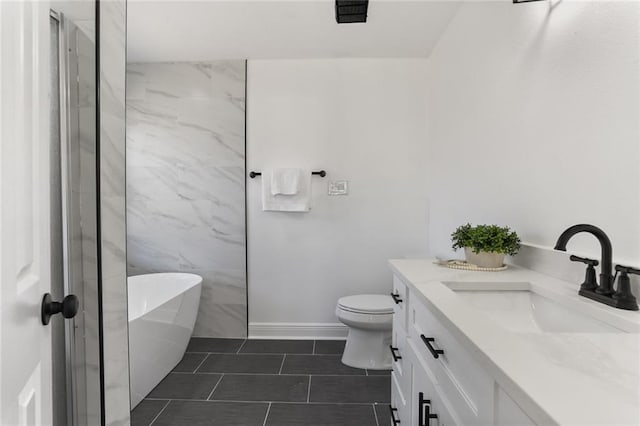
[249,322,348,340]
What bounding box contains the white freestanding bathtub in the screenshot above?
[128,273,202,408]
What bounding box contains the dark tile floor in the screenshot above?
[132,338,392,426]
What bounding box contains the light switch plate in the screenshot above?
[328,180,349,196]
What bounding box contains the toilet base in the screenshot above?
[341,327,392,370]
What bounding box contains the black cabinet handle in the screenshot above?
[420,334,444,359]
[389,345,402,362]
[389,405,401,425]
[418,392,438,426]
[390,292,403,304]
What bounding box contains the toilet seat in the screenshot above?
[337,294,394,315]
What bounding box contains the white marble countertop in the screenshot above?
[389,258,640,426]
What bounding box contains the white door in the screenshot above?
[0,1,54,425]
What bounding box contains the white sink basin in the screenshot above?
[447,284,624,333]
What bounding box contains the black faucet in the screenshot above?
[554,224,638,311]
[554,224,614,295]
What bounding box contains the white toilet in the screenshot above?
[335,294,394,370]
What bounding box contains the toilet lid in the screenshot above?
[338,294,394,314]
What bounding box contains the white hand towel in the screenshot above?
[270,168,301,195]
[262,169,312,212]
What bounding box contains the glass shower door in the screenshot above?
[50,6,102,426]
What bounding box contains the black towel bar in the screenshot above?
[249,170,326,179]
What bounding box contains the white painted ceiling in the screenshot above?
[127,0,460,62]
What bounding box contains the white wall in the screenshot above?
[247,59,430,332]
[426,1,640,277]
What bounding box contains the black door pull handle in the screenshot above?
[41,293,79,325]
[420,334,444,359]
[390,292,403,304]
[418,392,438,426]
[389,405,401,425]
[389,345,402,362]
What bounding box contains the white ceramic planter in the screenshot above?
[464,248,505,268]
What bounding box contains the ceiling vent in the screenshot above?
[335,0,369,24]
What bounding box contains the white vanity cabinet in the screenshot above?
[409,293,494,425]
[390,273,535,426]
[406,339,460,426]
[391,275,409,331]
[388,259,640,426]
[390,275,411,425]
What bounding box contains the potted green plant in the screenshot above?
[451,223,521,268]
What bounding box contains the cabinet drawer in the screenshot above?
[391,371,410,426]
[392,276,409,332]
[409,341,460,426]
[391,326,410,399]
[410,296,493,425]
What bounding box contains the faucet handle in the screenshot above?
[571,255,598,292]
[615,264,640,275]
[570,255,599,267]
[612,265,639,311]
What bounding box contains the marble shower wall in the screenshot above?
[126,61,247,338]
[99,0,130,424]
